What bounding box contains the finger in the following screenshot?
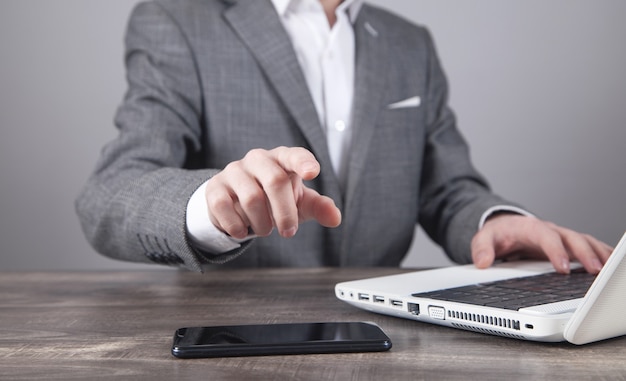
[271,146,321,181]
[230,170,274,237]
[241,150,301,237]
[585,235,614,264]
[205,178,249,239]
[555,227,600,273]
[297,187,342,228]
[557,227,612,274]
[232,202,253,234]
[533,226,571,274]
[470,228,498,269]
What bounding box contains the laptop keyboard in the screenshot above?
[412,267,596,310]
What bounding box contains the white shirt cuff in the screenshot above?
[478,205,535,229]
[186,180,251,254]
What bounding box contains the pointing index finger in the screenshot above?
[273,147,320,181]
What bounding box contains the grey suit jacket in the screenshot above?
[76,0,515,271]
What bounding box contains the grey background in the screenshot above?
[1,0,625,271]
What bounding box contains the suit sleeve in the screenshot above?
[75,2,240,271]
[416,28,525,264]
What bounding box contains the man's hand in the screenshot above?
[471,214,613,274]
[205,147,342,239]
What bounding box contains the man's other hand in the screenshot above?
[471,214,613,274]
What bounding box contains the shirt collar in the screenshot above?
[271,0,363,24]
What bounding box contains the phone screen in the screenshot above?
[171,322,392,358]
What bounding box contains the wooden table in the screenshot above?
[1,268,625,380]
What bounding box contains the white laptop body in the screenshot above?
[335,232,626,345]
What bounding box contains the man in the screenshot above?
[76,0,611,273]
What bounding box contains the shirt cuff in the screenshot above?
[478,205,535,229]
[186,180,252,254]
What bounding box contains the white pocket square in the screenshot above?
[387,96,421,109]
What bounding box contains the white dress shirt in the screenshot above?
[278,0,361,186]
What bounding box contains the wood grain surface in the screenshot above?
[1,268,625,380]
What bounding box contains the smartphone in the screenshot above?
[171,321,392,358]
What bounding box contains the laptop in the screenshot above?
[335,232,626,345]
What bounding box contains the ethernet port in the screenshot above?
[407,303,420,315]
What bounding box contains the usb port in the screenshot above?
[390,299,403,308]
[358,293,370,301]
[373,295,385,303]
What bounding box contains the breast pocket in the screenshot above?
[387,96,421,110]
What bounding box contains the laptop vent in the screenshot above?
[447,309,521,331]
[451,323,527,340]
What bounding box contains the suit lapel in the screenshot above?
[345,8,389,211]
[222,0,342,205]
[340,7,390,264]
